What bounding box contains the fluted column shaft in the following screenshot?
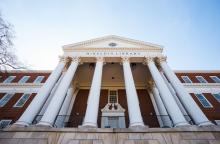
[159,57,213,126]
[83,57,104,127]
[145,57,189,127]
[37,57,79,127]
[122,57,145,127]
[14,58,66,126]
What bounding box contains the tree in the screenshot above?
[0,13,25,71]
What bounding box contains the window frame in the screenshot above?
[13,93,31,108]
[195,93,213,108]
[196,76,208,83]
[108,90,118,103]
[33,76,45,84]
[0,119,12,129]
[0,93,14,107]
[18,76,30,84]
[212,93,220,103]
[3,76,16,83]
[210,76,220,83]
[181,76,192,83]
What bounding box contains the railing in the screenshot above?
[32,114,195,128]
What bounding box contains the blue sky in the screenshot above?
[0,0,220,70]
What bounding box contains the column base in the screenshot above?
[174,121,191,127]
[11,121,29,127]
[36,121,53,127]
[198,121,214,127]
[81,122,97,128]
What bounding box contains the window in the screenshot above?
[0,93,14,107]
[195,94,213,108]
[210,76,220,83]
[212,94,220,103]
[181,76,192,83]
[3,76,16,83]
[18,76,30,83]
[33,76,45,83]
[14,93,31,107]
[0,120,12,129]
[196,76,207,83]
[215,120,220,126]
[108,90,118,103]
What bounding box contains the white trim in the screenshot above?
[195,93,213,108]
[33,76,45,83]
[3,76,16,83]
[212,93,220,103]
[0,119,12,129]
[215,120,220,125]
[18,76,30,83]
[0,93,14,107]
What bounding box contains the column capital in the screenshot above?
[143,57,154,65]
[72,57,81,62]
[121,57,130,63]
[96,57,105,62]
[146,80,155,92]
[59,56,66,62]
[157,56,167,63]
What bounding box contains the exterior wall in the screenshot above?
[0,71,220,127]
[0,93,36,122]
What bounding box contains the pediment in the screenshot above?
[63,35,163,50]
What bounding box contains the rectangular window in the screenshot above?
[0,93,14,107]
[196,76,207,83]
[212,94,220,103]
[33,76,45,83]
[3,76,16,83]
[215,120,220,126]
[108,90,118,103]
[0,120,12,129]
[195,94,213,108]
[14,93,31,107]
[181,76,192,83]
[210,76,220,83]
[18,76,30,83]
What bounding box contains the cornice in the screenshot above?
[0,70,52,73]
[174,70,220,73]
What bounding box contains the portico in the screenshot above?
[13,35,213,128]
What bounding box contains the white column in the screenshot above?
[37,57,80,127]
[83,57,104,127]
[54,87,73,128]
[122,57,145,127]
[151,86,172,127]
[14,57,66,126]
[159,57,213,126]
[145,57,189,127]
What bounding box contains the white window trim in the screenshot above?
[108,89,118,103]
[18,76,30,84]
[33,76,45,83]
[181,76,192,83]
[215,120,220,126]
[212,93,220,103]
[210,76,220,83]
[0,93,14,107]
[196,76,208,83]
[195,93,213,108]
[0,119,12,128]
[13,93,31,108]
[3,76,16,83]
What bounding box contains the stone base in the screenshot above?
[0,126,220,144]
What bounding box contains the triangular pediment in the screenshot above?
[63,35,163,50]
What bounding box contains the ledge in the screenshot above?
[2,125,220,133]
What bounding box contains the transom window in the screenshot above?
[210,76,220,83]
[0,120,12,129]
[212,94,220,103]
[14,93,31,107]
[195,94,213,108]
[196,76,207,83]
[34,76,45,83]
[108,90,118,103]
[0,93,14,107]
[181,76,192,83]
[18,76,30,83]
[3,76,16,83]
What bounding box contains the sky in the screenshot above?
[0,0,220,70]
